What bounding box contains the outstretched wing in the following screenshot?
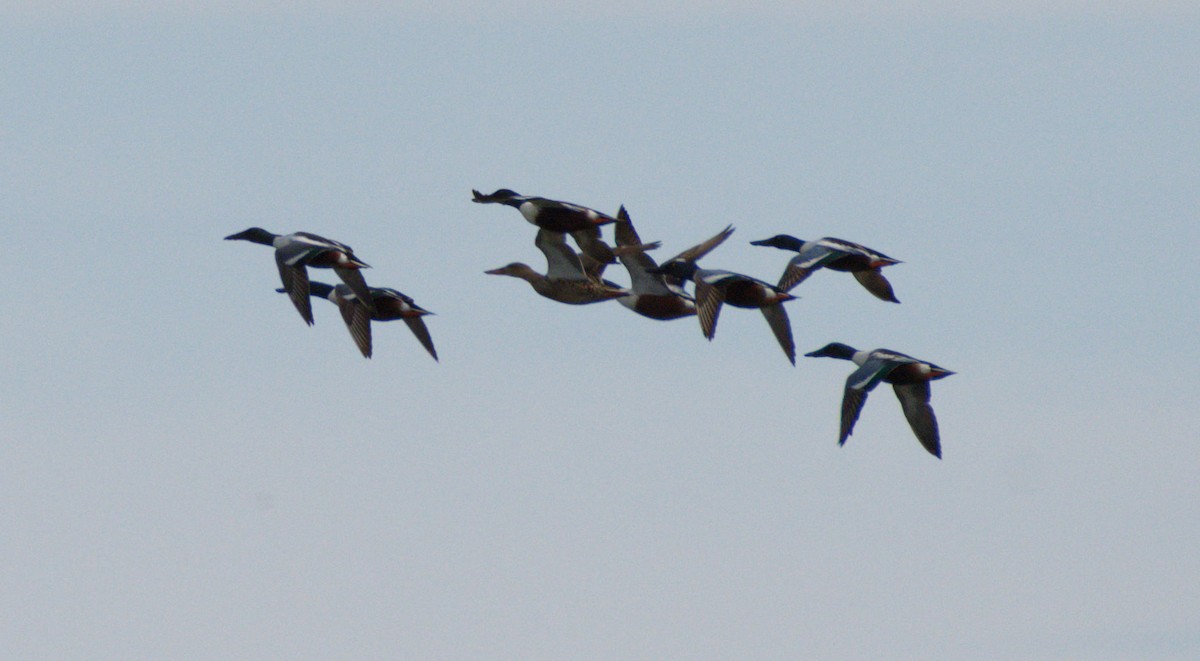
[403,317,439,361]
[693,276,726,340]
[852,269,900,303]
[535,229,588,281]
[777,243,837,292]
[838,357,898,445]
[331,287,373,358]
[839,387,869,446]
[668,225,734,265]
[760,304,795,365]
[275,248,313,325]
[334,267,375,316]
[894,381,941,458]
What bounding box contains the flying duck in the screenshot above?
[485,228,630,305]
[281,281,437,360]
[749,234,901,302]
[652,260,798,364]
[225,227,376,325]
[804,342,954,458]
[472,188,618,264]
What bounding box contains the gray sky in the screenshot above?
[3,2,1198,659]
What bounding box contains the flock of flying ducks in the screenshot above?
[226,188,955,459]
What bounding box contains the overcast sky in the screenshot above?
[3,3,1197,659]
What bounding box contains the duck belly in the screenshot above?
[884,363,933,384]
[723,280,772,308]
[824,254,872,272]
[306,250,353,268]
[624,294,695,320]
[528,207,594,233]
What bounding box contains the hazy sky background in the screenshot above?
[3,2,1198,659]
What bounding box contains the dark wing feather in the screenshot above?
[614,211,646,247]
[760,304,795,365]
[838,358,895,446]
[694,278,725,340]
[331,292,372,358]
[777,261,816,292]
[334,267,376,316]
[894,382,941,458]
[580,253,608,280]
[852,269,900,303]
[275,250,313,325]
[777,244,834,292]
[839,387,869,446]
[404,317,439,361]
[569,227,616,265]
[668,225,734,264]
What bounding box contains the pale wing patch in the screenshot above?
[536,229,588,281]
[846,358,891,392]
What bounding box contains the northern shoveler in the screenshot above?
[485,228,629,305]
[613,207,733,321]
[472,188,618,264]
[281,281,437,360]
[804,342,954,458]
[750,234,901,302]
[225,227,376,325]
[652,260,798,364]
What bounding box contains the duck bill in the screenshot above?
[472,189,501,203]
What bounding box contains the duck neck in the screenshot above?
[774,235,806,252]
[227,227,279,246]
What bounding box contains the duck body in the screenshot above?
[473,188,617,263]
[292,281,437,360]
[701,270,788,309]
[804,342,954,458]
[750,234,901,302]
[225,227,375,325]
[617,289,697,320]
[486,263,628,305]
